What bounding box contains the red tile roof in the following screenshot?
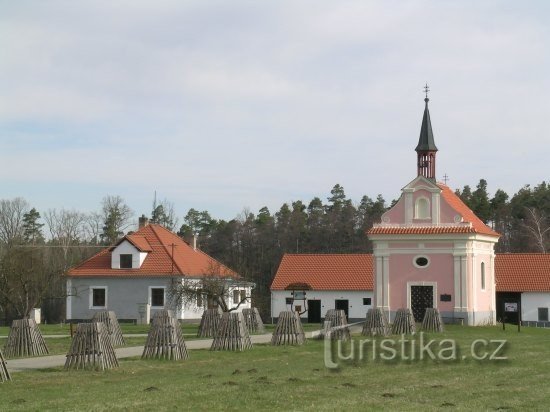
[68,224,237,278]
[271,253,550,293]
[368,184,499,237]
[495,254,550,292]
[270,254,373,291]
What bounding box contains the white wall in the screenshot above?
[110,240,147,269]
[68,276,252,321]
[271,290,373,322]
[522,292,550,322]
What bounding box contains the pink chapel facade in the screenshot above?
[368,176,499,325]
[367,95,500,325]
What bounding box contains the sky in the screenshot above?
[1,1,549,223]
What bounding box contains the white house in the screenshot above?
[66,220,252,322]
[271,254,374,322]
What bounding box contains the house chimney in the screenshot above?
[193,233,198,251]
[139,214,149,229]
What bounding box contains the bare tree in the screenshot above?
[84,211,103,244]
[168,263,251,313]
[44,209,87,264]
[0,198,29,245]
[523,207,550,253]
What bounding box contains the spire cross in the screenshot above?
[443,174,449,185]
[423,83,430,100]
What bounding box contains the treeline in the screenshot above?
[455,179,550,253]
[1,180,549,323]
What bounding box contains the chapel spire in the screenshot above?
[415,84,438,181]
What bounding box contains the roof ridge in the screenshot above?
[149,224,186,275]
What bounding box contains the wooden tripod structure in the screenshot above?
[211,312,253,351]
[65,322,119,371]
[319,309,351,341]
[271,311,305,346]
[3,318,49,358]
[242,308,265,333]
[197,308,222,338]
[362,308,390,337]
[422,308,444,332]
[391,308,417,335]
[142,310,189,360]
[92,311,125,346]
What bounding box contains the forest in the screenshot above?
[0,179,549,323]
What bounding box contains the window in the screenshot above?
[363,298,372,305]
[150,288,165,307]
[233,290,240,303]
[414,256,430,268]
[415,197,430,219]
[480,262,486,290]
[285,297,293,305]
[538,308,549,322]
[120,254,133,269]
[91,287,107,308]
[240,290,247,302]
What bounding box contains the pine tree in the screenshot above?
[22,208,44,244]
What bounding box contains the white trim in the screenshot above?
[454,256,461,311]
[382,256,390,311]
[407,281,438,310]
[149,286,166,308]
[66,278,72,319]
[460,256,468,311]
[432,192,441,224]
[89,286,108,309]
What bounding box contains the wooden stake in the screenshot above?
[0,348,10,382]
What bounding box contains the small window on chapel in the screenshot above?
[414,256,429,268]
[415,197,430,219]
[481,262,486,290]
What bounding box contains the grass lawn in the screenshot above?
[1,325,550,410]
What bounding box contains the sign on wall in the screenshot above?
[504,302,518,312]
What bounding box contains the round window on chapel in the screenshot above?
[415,257,429,267]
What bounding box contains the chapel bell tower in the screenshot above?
[416,84,438,181]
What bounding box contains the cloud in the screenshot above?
[0,1,549,219]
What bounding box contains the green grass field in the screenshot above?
[1,325,550,411]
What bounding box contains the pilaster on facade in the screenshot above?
[460,255,468,311]
[453,256,461,311]
[404,189,413,224]
[432,192,440,224]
